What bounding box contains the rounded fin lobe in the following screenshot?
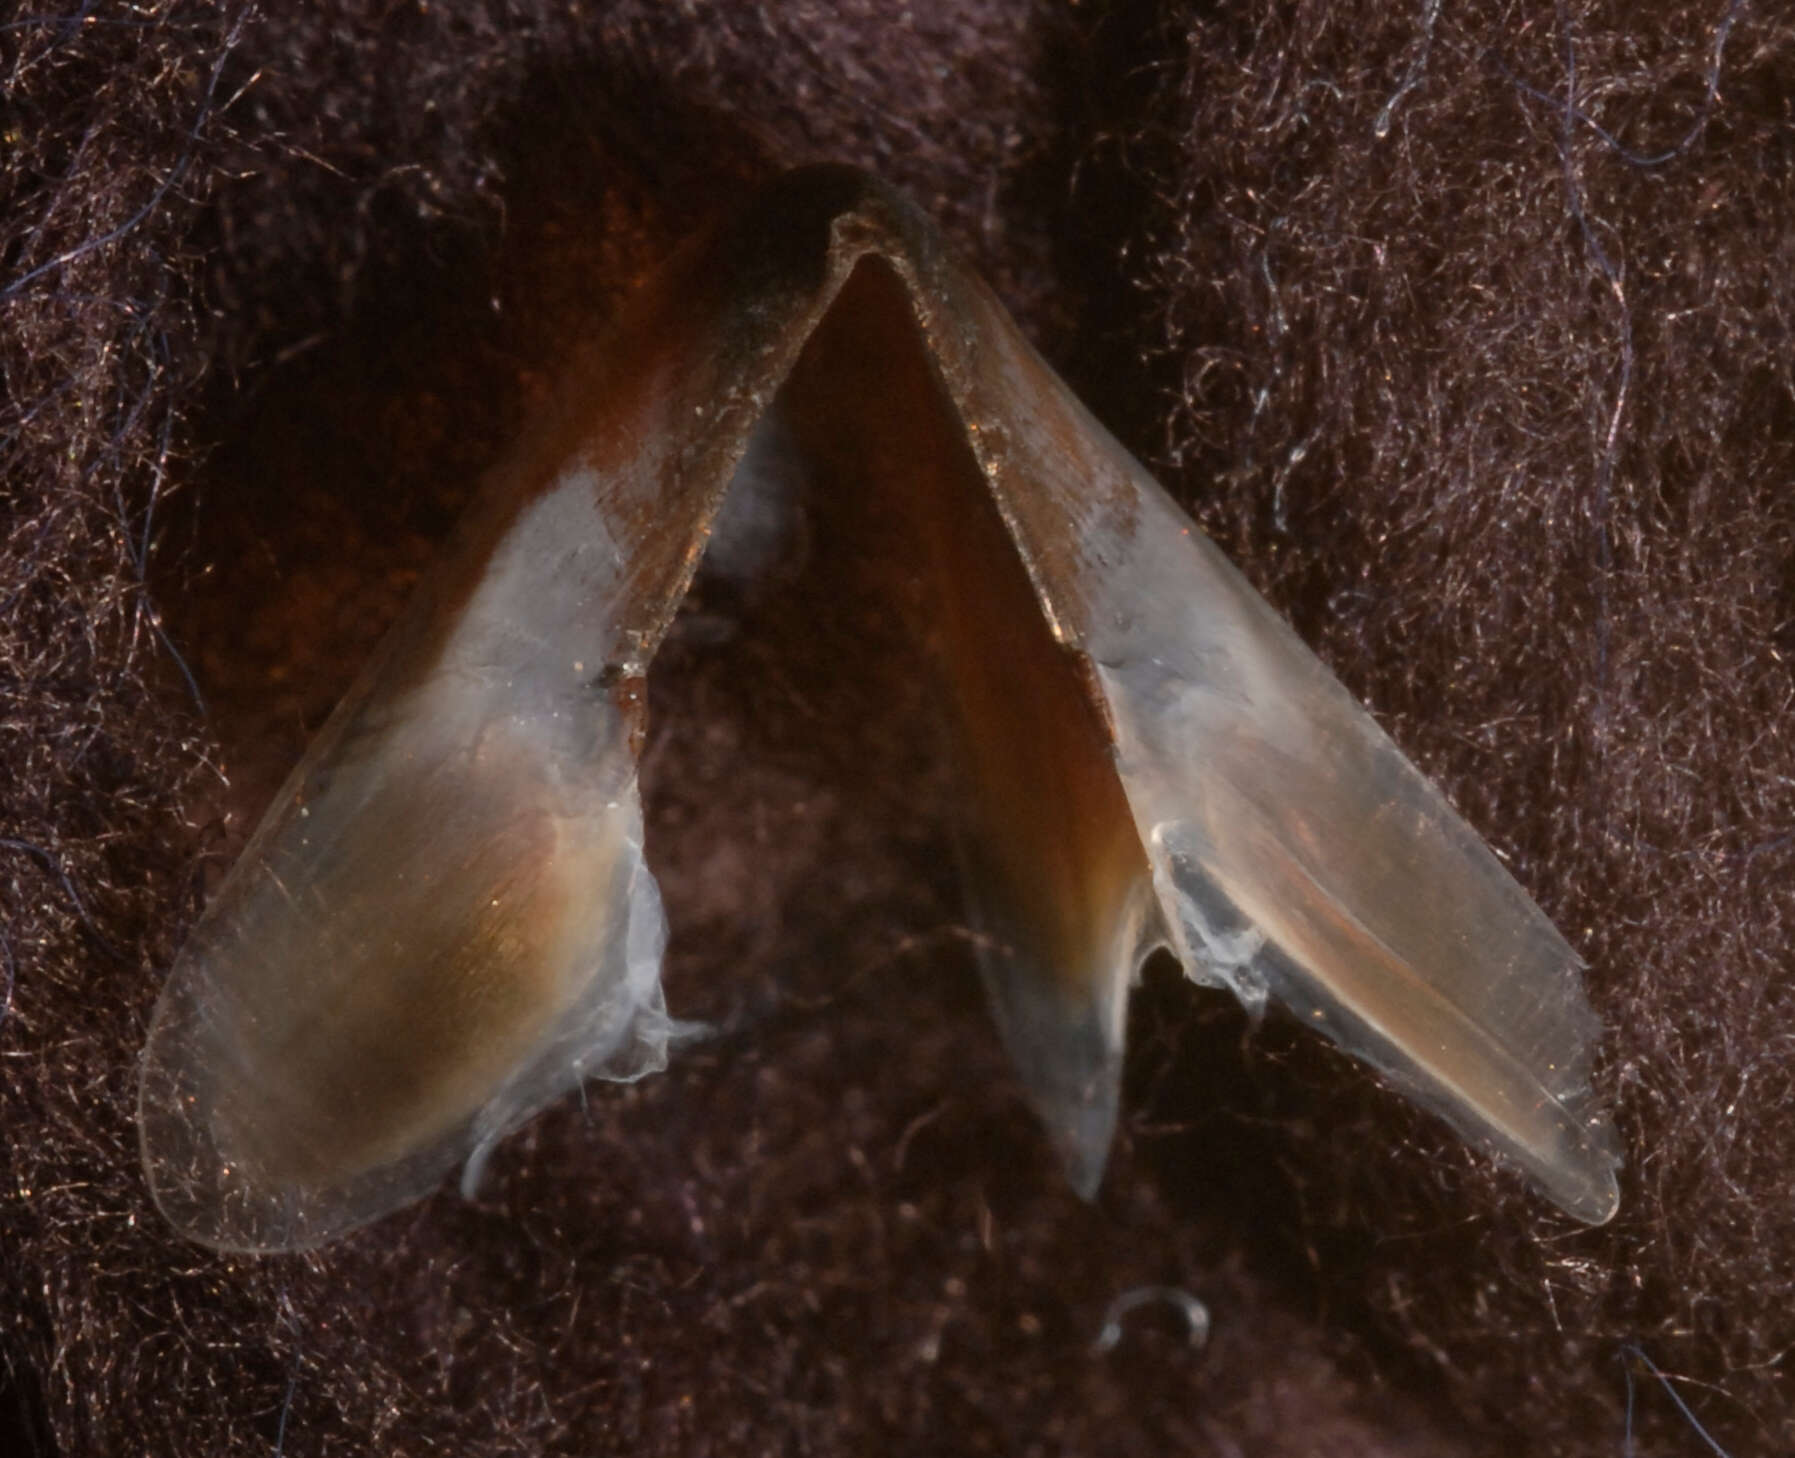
[135,169,896,1253]
[140,469,679,1253]
[138,677,673,1252]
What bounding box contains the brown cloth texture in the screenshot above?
[2,1,1790,1453]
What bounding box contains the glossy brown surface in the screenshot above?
[776,261,1158,1193]
[141,166,1617,1252]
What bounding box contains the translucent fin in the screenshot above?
[907,264,1622,1221]
[772,261,1164,1196]
[139,177,861,1251]
[144,165,1619,1248]
[141,476,676,1251]
[1092,543,1624,1223]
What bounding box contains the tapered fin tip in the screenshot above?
[1580,1175,1621,1227]
[1540,1137,1621,1226]
[972,951,1127,1201]
[1046,1096,1118,1202]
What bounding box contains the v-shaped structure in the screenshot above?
[140,167,1621,1252]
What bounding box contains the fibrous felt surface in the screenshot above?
[1,2,1791,1454]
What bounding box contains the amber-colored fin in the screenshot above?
[772,261,1163,1198]
[906,254,1621,1222]
[141,166,1618,1252]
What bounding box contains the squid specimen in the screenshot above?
[140,166,1621,1253]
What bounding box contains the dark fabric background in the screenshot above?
[3,2,1791,1453]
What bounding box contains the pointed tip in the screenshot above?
[970,936,1129,1199]
[1050,1092,1118,1201]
